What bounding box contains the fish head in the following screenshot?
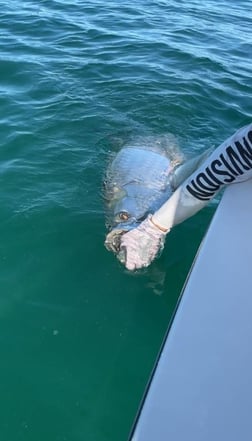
[104,184,162,254]
[105,197,145,253]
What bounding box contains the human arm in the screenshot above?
[120,123,252,270]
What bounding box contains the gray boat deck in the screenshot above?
[130,179,252,441]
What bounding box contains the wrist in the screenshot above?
[149,215,170,233]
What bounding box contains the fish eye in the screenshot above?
[119,211,130,221]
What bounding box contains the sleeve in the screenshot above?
[152,123,252,231]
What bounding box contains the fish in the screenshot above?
[104,134,209,258]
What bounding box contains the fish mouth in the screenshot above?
[105,219,141,255]
[105,229,127,254]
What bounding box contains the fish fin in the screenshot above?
[171,147,213,189]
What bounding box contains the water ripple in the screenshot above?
[0,0,251,219]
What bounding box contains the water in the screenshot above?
[0,1,251,440]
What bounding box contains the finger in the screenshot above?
[117,247,126,265]
[117,244,136,270]
[125,247,142,271]
[125,250,138,271]
[125,260,136,271]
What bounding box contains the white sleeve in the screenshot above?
[152,123,252,231]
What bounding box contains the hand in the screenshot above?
[118,215,168,270]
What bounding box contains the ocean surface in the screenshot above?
[0,1,251,440]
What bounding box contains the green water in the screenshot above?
[0,1,251,440]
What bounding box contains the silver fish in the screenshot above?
[104,134,207,256]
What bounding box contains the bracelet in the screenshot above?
[150,216,169,233]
